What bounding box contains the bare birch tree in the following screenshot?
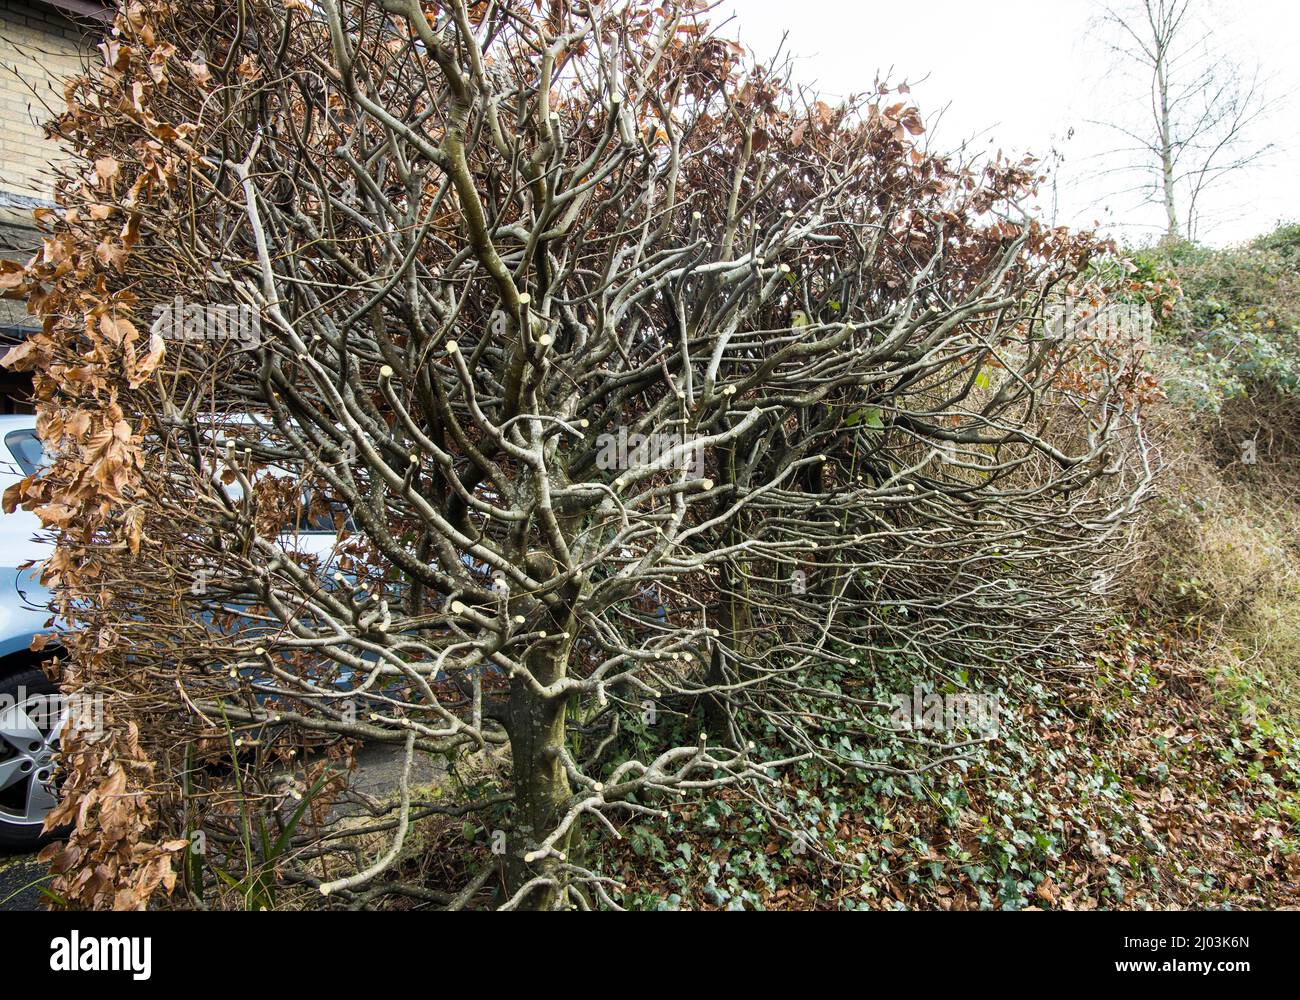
[1092,0,1280,241]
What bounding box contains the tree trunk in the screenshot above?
[1156,44,1181,239]
[705,506,754,746]
[503,631,574,909]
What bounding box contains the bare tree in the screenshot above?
[4,0,1151,910]
[1092,0,1280,241]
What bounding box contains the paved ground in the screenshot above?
[340,740,447,808]
[0,850,46,911]
[0,741,450,911]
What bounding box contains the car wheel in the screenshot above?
[0,668,65,851]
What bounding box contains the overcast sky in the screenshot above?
[715,0,1298,246]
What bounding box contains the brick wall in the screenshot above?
[0,0,96,204]
[0,2,101,387]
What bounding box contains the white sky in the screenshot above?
[715,0,1299,246]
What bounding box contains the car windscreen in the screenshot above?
[4,429,49,477]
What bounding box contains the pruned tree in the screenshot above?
[1092,0,1280,241]
[3,0,1151,910]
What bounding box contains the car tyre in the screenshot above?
[0,668,67,851]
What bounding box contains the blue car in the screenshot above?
[0,414,61,849]
[0,413,351,849]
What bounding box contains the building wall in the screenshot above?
[0,0,102,409]
[0,0,91,205]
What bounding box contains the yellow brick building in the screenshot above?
[0,0,106,407]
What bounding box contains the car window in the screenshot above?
[4,430,50,477]
[291,496,353,535]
